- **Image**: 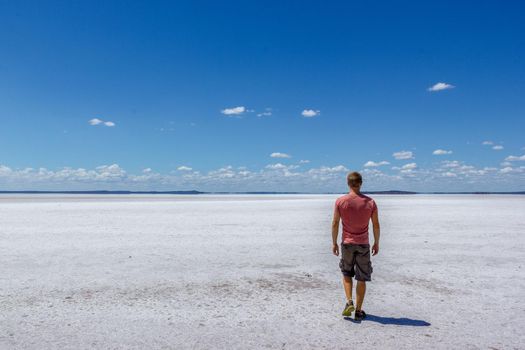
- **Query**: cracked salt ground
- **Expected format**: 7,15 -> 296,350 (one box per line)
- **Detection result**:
1,194 -> 524,349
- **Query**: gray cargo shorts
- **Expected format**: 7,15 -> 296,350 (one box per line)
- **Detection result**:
339,243 -> 373,281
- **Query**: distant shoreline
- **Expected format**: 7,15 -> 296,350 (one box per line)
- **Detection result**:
0,190 -> 524,195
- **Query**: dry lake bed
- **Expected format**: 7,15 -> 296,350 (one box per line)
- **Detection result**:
1,194 -> 524,349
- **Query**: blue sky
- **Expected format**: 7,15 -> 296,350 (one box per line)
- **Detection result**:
0,1 -> 524,192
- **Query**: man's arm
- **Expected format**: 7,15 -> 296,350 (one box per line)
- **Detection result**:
371,208 -> 380,256
332,204 -> 341,256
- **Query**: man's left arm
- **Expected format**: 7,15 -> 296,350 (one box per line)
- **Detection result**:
371,205 -> 380,256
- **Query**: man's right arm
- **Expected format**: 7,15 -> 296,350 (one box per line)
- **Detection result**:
371,208 -> 380,256
331,202 -> 341,256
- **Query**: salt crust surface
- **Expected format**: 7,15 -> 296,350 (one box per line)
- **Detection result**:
1,194 -> 524,349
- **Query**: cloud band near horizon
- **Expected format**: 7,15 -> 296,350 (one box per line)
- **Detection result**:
0,160 -> 523,192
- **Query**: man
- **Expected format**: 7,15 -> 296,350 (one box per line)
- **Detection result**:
332,171 -> 380,321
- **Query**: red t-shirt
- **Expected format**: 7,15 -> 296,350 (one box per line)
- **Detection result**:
335,192 -> 377,245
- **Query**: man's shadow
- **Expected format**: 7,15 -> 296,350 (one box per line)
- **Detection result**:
345,314 -> 430,326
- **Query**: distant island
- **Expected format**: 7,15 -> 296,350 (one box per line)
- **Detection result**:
0,190 -> 524,195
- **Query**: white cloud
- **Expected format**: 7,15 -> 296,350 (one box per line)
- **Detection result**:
257,108 -> 272,117
263,163 -> 300,178
89,118 -> 103,125
0,165 -> 12,175
492,145 -> 504,151
308,165 -> 348,175
270,152 -> 291,159
442,172 -> 457,177
401,163 -> 417,170
362,168 -> 385,176
89,118 -> 115,127
327,165 -> 347,172
433,149 -> 453,155
498,166 -> 524,174
266,163 -> 287,170
397,163 -> 418,174
442,160 -> 461,168
459,165 -> 475,171
143,168 -> 152,173
207,165 -> 235,178
364,160 -> 390,167
505,154 -> 525,161
221,106 -> 246,115
94,164 -> 126,178
10,163 -> 128,184
482,141 -> 494,145
435,160 -> 504,178
428,82 -> 455,92
301,109 -> 320,118
393,151 -> 414,160
299,160 -> 310,164
177,166 -> 192,171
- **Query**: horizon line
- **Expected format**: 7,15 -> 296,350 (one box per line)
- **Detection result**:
1,190 -> 524,195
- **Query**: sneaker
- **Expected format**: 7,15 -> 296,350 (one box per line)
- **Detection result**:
342,300 -> 355,317
354,309 -> 367,321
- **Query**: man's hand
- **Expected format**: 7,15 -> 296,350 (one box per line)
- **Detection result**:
332,243 -> 339,256
372,242 -> 379,256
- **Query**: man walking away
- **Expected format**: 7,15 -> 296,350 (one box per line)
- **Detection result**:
331,172 -> 380,321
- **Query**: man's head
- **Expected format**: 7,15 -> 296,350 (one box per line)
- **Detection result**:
347,171 -> 363,191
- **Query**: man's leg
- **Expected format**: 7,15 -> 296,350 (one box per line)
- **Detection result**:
339,245 -> 356,303
355,244 -> 371,312
342,275 -> 353,302
355,280 -> 366,310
